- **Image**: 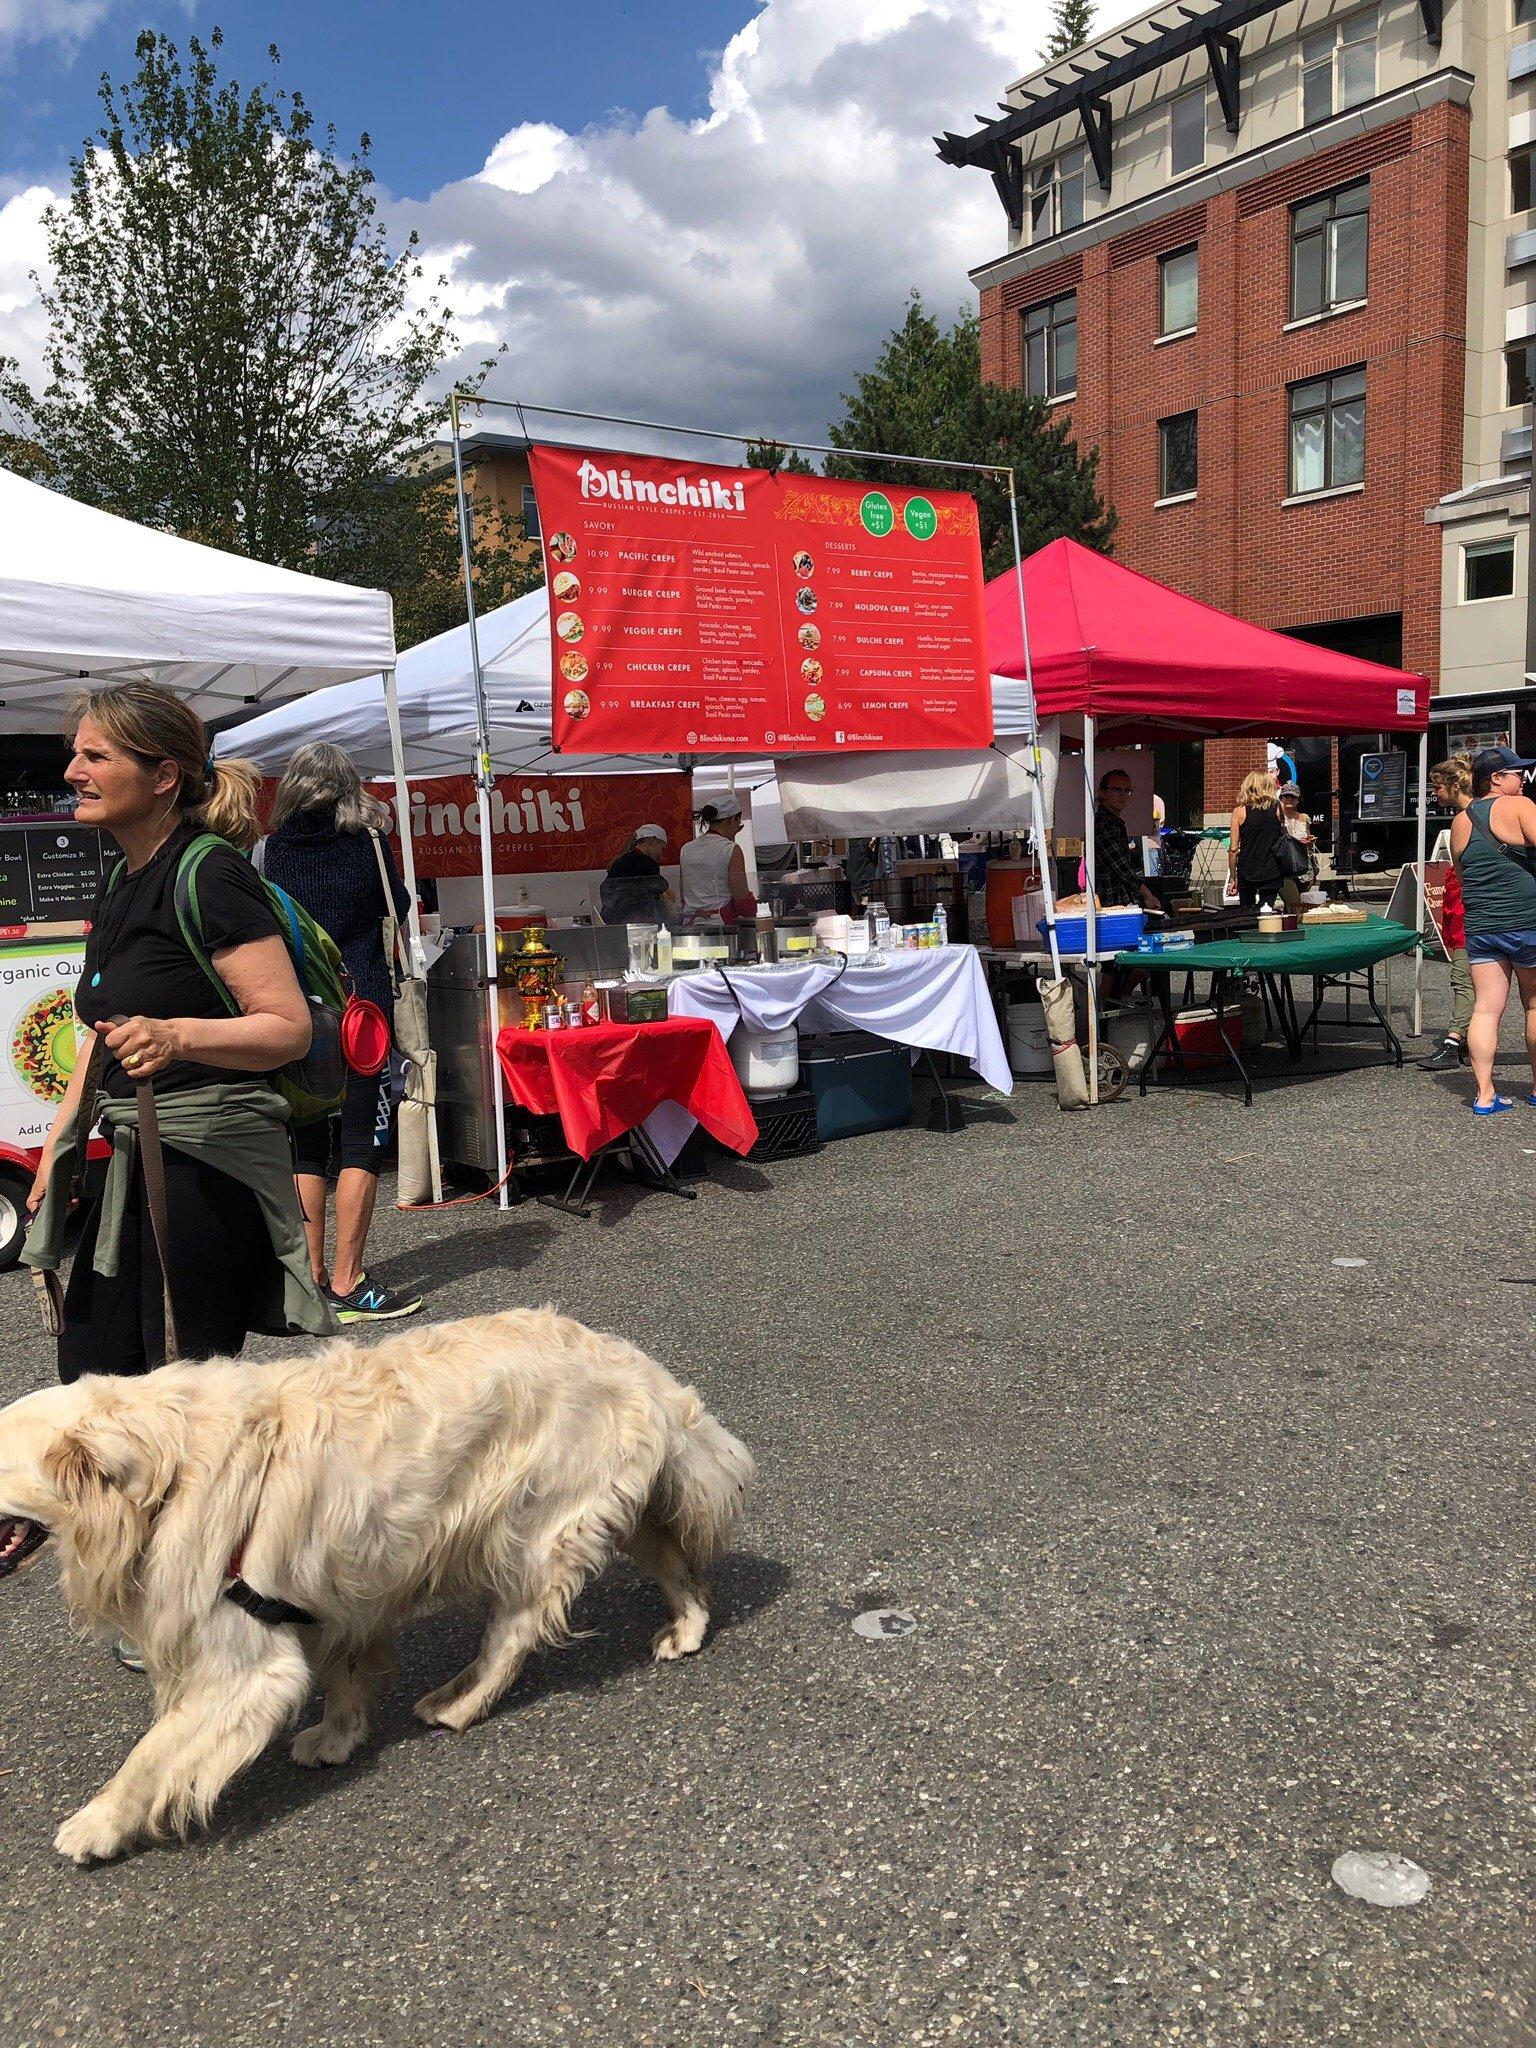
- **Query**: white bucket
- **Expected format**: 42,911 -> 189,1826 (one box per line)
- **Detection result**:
1102,1002 -> 1154,1070
1006,1000 -> 1052,1075
730,1025 -> 800,1098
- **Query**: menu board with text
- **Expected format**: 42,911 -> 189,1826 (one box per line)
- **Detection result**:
528,446 -> 993,757
0,824 -> 111,925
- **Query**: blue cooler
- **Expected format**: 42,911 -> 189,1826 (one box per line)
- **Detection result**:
800,1031 -> 912,1140
1040,909 -> 1145,954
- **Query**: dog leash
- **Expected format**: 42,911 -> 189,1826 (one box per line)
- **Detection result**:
133,1066 -> 181,1365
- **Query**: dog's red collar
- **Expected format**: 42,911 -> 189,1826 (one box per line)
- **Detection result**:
223,1540 -> 317,1629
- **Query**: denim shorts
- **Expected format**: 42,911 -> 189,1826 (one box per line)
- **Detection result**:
1466,929 -> 1536,967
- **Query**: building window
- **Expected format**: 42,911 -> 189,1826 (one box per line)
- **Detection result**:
1301,10 -> 1376,125
1518,0 -> 1536,24
1291,180 -> 1370,319
1464,538 -> 1517,601
1170,88 -> 1206,175
1159,412 -> 1199,499
1289,367 -> 1366,495
1030,148 -> 1087,240
1159,245 -> 1199,334
1022,292 -> 1078,401
1515,145 -> 1535,213
1507,342 -> 1536,405
520,484 -> 540,541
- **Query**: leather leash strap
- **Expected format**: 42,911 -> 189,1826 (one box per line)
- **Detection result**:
134,1073 -> 181,1365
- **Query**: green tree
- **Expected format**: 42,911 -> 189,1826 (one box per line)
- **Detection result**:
743,438 -> 818,476
5,28 -> 530,642
820,295 -> 1113,580
1045,0 -> 1096,61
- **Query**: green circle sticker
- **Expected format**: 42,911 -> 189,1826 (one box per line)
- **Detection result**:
903,497 -> 938,541
859,491 -> 895,538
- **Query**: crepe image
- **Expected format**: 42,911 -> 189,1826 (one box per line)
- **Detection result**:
794,587 -> 817,615
559,651 -> 589,684
797,623 -> 821,652
556,612 -> 585,644
563,689 -> 591,720
804,692 -> 826,722
801,658 -> 824,686
552,571 -> 581,602
792,550 -> 814,578
548,531 -> 577,564
12,987 -> 80,1105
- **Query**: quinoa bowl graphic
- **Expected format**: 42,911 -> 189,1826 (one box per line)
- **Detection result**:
11,987 -> 81,1105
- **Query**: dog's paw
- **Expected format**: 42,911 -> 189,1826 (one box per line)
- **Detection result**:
413,1680 -> 486,1732
54,1800 -> 131,1866
291,1718 -> 366,1768
651,1616 -> 708,1662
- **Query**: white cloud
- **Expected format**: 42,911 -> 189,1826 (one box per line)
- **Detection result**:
0,0 -> 112,55
3,1 -> 1151,448
0,183 -> 53,389
405,0 -> 1071,448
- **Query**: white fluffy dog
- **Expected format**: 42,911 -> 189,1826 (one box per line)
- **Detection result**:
0,1310 -> 754,1864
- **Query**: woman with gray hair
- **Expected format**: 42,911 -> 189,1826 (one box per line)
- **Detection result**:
261,742 -> 422,1323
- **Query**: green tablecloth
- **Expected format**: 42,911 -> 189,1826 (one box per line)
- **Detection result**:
1113,914 -> 1419,977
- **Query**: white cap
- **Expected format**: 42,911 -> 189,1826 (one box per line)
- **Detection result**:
635,822 -> 667,843
708,793 -> 743,820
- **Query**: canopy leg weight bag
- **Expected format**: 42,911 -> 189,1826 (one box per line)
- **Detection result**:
1040,977 -> 1089,1111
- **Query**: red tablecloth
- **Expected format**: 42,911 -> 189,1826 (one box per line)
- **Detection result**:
496,1018 -> 758,1162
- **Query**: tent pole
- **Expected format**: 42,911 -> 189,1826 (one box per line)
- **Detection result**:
1414,727 -> 1429,1038
1005,481 -> 1062,980
384,667 -> 442,1203
1083,713 -> 1099,1105
451,394 -> 512,1210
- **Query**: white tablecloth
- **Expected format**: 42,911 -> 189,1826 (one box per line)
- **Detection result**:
646,945 -> 1010,1161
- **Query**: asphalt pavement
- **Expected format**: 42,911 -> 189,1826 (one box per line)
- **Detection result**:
3,958 -> 1535,2046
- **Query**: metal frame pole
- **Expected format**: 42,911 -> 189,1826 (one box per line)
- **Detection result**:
1006,481 -> 1063,981
383,666 -> 443,1203
1413,726 -> 1428,1037
450,394 -> 512,1208
1083,713 -> 1100,1105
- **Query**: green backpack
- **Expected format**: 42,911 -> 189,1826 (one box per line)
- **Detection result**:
107,832 -> 349,1125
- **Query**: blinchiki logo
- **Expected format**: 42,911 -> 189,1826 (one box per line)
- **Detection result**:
577,458 -> 745,513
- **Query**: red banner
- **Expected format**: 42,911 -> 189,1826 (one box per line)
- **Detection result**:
528,445 -> 993,758
363,771 -> 693,879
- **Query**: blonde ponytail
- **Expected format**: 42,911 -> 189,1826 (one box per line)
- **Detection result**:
193,756 -> 262,852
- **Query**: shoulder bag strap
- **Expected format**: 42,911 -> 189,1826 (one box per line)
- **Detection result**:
367,829 -> 409,996
133,1075 -> 180,1364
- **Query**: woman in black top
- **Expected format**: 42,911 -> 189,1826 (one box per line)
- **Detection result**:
1228,770 -> 1289,908
28,681 -> 318,1379
262,742 -> 421,1325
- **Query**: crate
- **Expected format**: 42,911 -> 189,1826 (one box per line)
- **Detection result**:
801,1031 -> 913,1140
747,1085 -> 822,1160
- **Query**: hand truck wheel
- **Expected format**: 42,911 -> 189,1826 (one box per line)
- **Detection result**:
1094,1043 -> 1128,1104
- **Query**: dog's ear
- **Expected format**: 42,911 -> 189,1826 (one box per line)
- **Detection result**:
43,1425 -> 155,1614
47,1400 -> 177,1512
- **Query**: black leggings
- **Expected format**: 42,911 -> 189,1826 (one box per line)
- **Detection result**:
58,1150 -> 269,1380
291,1066 -> 392,1177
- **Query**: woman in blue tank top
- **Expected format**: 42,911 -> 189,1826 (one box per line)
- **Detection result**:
1450,746 -> 1536,1113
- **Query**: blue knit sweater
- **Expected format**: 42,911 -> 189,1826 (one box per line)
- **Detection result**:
261,809 -> 410,1014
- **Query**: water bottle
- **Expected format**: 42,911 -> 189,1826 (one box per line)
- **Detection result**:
934,901 -> 949,946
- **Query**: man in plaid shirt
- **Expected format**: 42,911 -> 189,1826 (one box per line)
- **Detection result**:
1093,770 -> 1161,910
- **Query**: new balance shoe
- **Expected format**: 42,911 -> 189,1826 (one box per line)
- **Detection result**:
327,1275 -> 423,1324
1417,1038 -> 1465,1072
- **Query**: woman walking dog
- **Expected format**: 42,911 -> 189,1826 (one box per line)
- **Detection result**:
21,684 -> 336,1666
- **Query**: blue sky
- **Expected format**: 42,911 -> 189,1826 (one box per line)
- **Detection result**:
1,3 -> 1073,445
1,1 -> 762,196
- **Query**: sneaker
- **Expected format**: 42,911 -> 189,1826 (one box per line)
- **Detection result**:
327,1275 -> 423,1324
1417,1038 -> 1464,1072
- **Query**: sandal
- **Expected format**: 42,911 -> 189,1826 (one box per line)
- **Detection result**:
1473,1096 -> 1515,1116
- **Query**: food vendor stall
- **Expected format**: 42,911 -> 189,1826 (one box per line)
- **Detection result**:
0,466 -> 396,1260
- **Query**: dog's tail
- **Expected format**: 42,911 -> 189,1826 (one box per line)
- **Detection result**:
651,1385 -> 755,1568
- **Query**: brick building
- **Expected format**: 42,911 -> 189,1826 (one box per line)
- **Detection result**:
941,0 -> 1531,844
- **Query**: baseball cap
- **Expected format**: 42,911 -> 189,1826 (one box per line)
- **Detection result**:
707,793 -> 742,820
1472,745 -> 1536,777
635,822 -> 668,843
1278,780 -> 1300,797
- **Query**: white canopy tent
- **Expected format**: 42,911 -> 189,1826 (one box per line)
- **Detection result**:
0,467 -> 397,728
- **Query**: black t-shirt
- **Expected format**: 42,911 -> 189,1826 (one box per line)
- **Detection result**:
76,822 -> 282,1097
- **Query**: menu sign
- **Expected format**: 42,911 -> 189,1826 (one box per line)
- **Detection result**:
528,446 -> 993,757
0,824 -> 111,925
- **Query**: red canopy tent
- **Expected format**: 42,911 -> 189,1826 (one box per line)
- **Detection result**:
985,536 -> 1431,1046
985,536 -> 1429,739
